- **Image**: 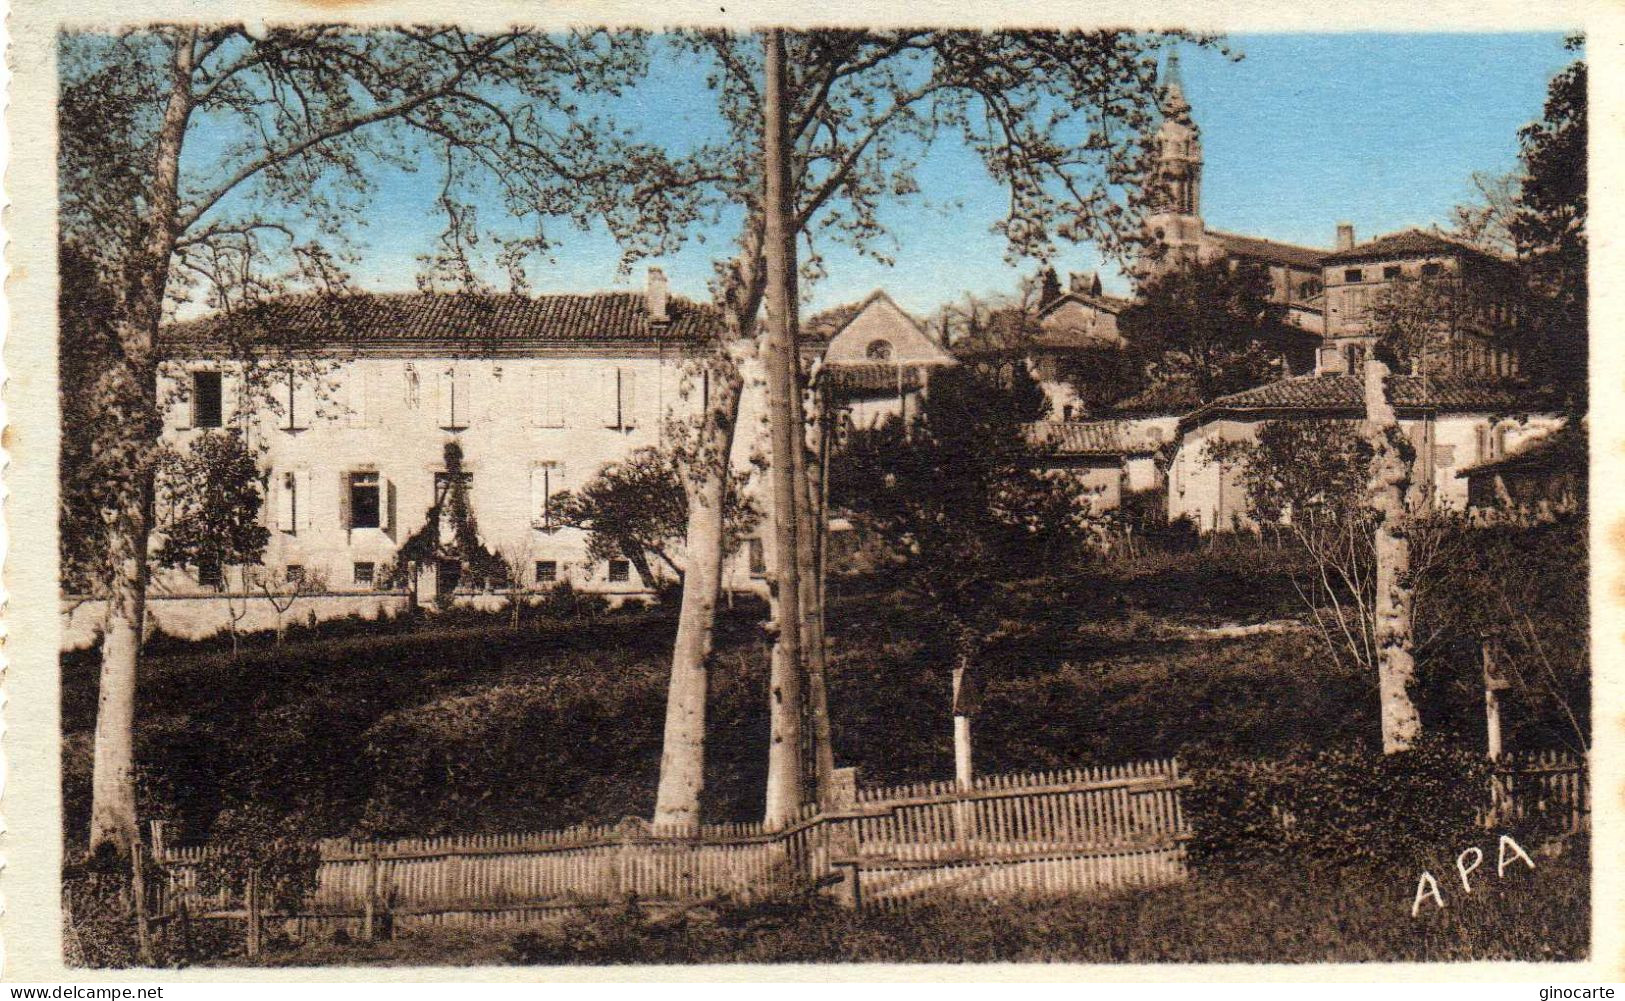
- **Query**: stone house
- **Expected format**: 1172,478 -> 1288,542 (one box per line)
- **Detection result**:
1317,227 -> 1524,378
63,271 -> 781,648
1023,419 -> 1167,516
1457,422 -> 1584,522
1165,374 -> 1563,533
804,289 -> 956,429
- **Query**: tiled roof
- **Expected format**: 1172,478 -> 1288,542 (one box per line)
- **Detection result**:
1038,290 -> 1130,318
1183,374 -> 1556,428
1113,382 -> 1206,416
160,291 -> 723,352
820,361 -> 942,394
1320,228 -> 1500,265
1023,420 -> 1162,457
1208,230 -> 1328,271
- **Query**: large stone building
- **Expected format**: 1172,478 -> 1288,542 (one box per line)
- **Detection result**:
1166,375 -> 1563,533
63,271 -> 777,647
804,290 -> 956,428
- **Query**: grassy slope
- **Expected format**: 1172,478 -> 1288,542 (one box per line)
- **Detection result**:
62,548 -> 1372,844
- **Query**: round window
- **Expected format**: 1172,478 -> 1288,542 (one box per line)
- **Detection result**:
866,339 -> 894,361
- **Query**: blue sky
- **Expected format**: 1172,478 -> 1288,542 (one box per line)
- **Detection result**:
288,32 -> 1575,320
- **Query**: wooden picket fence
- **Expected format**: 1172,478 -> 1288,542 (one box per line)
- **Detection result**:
152,759 -> 1192,933
1488,749 -> 1588,834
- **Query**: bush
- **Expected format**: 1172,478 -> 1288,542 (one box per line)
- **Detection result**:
1185,739 -> 1492,869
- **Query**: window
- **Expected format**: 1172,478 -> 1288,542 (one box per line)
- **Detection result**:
277,471 -> 299,533
531,463 -> 564,531
192,371 -> 223,428
1421,262 -> 1443,277
1343,268 -> 1363,284
603,368 -> 638,429
535,560 -> 558,584
1382,265 -> 1402,280
608,558 -> 631,583
439,368 -> 470,430
532,368 -> 566,427
349,472 -> 381,529
1344,344 -> 1366,372
285,564 -> 307,586
197,558 -> 223,591
281,370 -> 312,430
747,538 -> 766,577
866,338 -> 894,361
353,561 -> 376,587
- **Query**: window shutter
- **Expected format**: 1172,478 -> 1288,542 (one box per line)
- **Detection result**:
292,373 -> 317,429
456,368 -> 473,427
1475,426 -> 1489,463
620,369 -> 638,428
530,464 -> 550,527
384,478 -> 398,538
599,368 -> 619,427
438,368 -> 457,428
347,366 -> 370,427
218,369 -> 242,427
528,369 -> 543,427
277,471 -> 297,533
544,369 -> 565,427
295,469 -> 313,533
338,471 -> 353,530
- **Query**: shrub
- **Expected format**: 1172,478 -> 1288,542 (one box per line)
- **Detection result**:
1185,739 -> 1492,869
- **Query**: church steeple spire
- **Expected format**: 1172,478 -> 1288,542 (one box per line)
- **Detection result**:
1142,47 -> 1207,277
1161,50 -> 1190,119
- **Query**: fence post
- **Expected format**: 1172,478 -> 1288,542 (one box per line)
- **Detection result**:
1482,637 -> 1509,761
362,847 -> 381,942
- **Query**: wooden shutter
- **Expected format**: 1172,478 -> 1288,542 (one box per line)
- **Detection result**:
347,365 -> 370,427
292,373 -> 317,429
456,368 -> 474,427
530,464 -> 550,527
277,471 -> 297,533
620,369 -> 638,428
438,367 -> 457,428
528,369 -> 543,427
598,368 -> 619,427
295,469 -> 313,533
544,369 -> 565,427
384,478 -> 398,539
338,471 -> 353,531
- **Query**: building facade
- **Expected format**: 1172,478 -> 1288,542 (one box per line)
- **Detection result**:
60,273 -> 786,648
1165,374 -> 1563,533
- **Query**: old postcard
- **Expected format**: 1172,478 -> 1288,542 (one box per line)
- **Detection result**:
4,0 -> 1619,983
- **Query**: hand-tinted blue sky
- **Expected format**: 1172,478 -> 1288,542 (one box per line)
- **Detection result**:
328,32 -> 1574,320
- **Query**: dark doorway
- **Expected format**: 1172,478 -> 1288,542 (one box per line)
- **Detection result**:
437,559 -> 462,597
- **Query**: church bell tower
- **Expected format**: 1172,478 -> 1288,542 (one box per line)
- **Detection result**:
1143,51 -> 1206,273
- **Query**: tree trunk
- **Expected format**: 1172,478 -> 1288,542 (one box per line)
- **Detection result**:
952,661 -> 975,790
245,867 -> 261,958
760,28 -> 806,830
653,355 -> 744,829
797,357 -> 835,805
89,34 -> 197,857
1362,357 -> 1422,753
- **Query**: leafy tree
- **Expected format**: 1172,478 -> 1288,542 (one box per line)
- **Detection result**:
60,24 -> 685,857
1054,342 -> 1149,415
194,801 -> 320,959
648,28 -> 1212,827
393,441 -> 508,606
152,429 -> 270,588
1115,257 -> 1291,405
834,355 -> 1091,783
553,446 -> 759,591
1509,41 -> 1586,408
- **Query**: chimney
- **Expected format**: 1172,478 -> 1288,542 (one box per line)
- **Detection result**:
645,267 -> 670,323
1336,223 -> 1355,252
1069,271 -> 1101,296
